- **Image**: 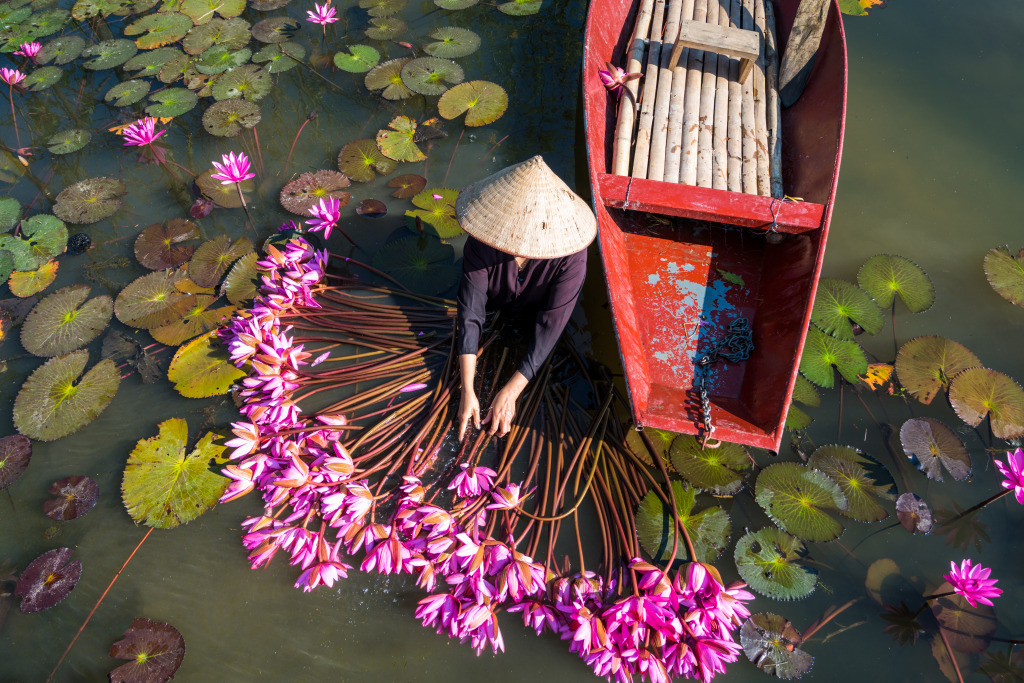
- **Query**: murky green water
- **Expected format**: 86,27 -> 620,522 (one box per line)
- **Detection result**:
2,0 -> 1023,681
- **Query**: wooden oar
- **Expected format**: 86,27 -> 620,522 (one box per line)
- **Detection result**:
778,0 -> 829,107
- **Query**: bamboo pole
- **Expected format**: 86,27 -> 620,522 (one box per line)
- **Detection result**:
678,0 -> 708,185
663,0 -> 696,181
646,0 -> 686,180
765,0 -> 783,198
695,0 -> 720,187
611,0 -> 657,176
740,0 -> 756,194
726,0 -> 742,191
632,0 -> 668,178
753,0 -> 769,195
710,0 -> 731,189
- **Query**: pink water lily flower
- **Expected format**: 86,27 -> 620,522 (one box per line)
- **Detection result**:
211,151 -> 256,185
943,558 -> 1002,608
305,196 -> 341,239
995,447 -> 1024,504
598,62 -> 641,96
0,68 -> 26,87
120,117 -> 167,147
14,42 -> 41,62
306,0 -> 338,25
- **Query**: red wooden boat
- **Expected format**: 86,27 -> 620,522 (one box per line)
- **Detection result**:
583,0 -> 847,451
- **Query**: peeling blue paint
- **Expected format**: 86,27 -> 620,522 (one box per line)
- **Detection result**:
681,263 -> 695,272
654,351 -> 670,361
667,262 -> 679,273
648,274 -> 661,285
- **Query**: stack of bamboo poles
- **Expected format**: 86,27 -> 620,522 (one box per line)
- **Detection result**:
612,0 -> 782,198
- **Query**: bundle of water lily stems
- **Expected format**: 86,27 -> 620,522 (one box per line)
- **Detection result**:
219,228 -> 754,683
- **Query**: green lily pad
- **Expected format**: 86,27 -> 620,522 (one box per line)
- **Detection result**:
807,444 -> 895,523
405,187 -> 461,239
45,129 -> 89,155
0,434 -> 32,491
13,351 -> 120,441
115,268 -> 197,328
740,613 -> 815,679
150,295 -> 235,346
983,246 -> 1024,308
21,285 -> 113,357
249,0 -> 291,8
122,417 -> 228,528
135,219 -> 200,270
25,8 -> 70,38
372,236 -> 458,296
857,254 -> 934,313
636,480 -> 731,564
145,87 -> 199,116
899,417 -> 971,483
279,170 -> 351,216
252,41 -> 303,73
104,79 -> 150,106
624,425 -> 674,468
220,250 -> 257,304
125,11 -> 193,48
437,80 -> 509,127
81,38 -> 137,69
53,176 -> 127,225
108,618 -> 186,682
497,0 -> 542,15
251,16 -> 298,43
0,4 -> 31,25
0,197 -> 19,232
22,66 -> 62,91
948,367 -> 1024,440
0,248 -> 16,282
434,0 -> 479,8
365,57 -> 416,100
798,325 -> 868,389
71,0 -> 126,20
810,278 -> 884,340
211,63 -> 271,101
202,98 -> 261,137
791,374 -> 820,408
669,434 -> 751,495
0,214 -> 67,270
895,336 -> 981,405
387,173 -> 426,199
196,169 -> 253,208
755,462 -> 848,542
337,138 -> 398,182
359,0 -> 406,16
168,329 -> 245,397
194,44 -> 251,74
181,16 -> 250,54
364,16 -> 407,40
179,0 -> 245,23
334,44 -> 380,73
423,26 -> 480,59
123,46 -> 182,77
116,0 -> 162,14
734,528 -> 817,601
188,235 -> 253,287
36,34 -> 85,64
400,56 -> 463,96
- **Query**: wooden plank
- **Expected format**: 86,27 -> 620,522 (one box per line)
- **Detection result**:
647,0 -> 685,181
632,0 -> 668,178
663,0 -> 696,181
695,0 -> 719,187
726,0 -> 742,191
678,0 -> 707,186
765,0 -> 783,197
778,0 -> 829,107
753,0 -> 769,196
611,0 -> 656,175
711,0 -> 731,190
740,0 -> 756,194
670,19 -> 759,66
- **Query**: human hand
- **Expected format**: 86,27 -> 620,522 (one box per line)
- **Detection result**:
458,388 -> 481,441
485,376 -> 526,437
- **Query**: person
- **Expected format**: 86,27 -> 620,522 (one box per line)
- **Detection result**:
455,156 -> 598,440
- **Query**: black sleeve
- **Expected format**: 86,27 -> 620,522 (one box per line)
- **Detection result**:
456,238 -> 489,357
518,250 -> 587,381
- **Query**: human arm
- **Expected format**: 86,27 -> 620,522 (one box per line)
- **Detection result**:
486,371 -> 528,437
456,238 -> 489,440
458,353 -> 481,441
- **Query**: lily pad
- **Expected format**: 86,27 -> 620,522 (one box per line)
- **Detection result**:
195,169 -> 254,208
387,173 -> 426,199
123,46 -> 182,77
220,250 -> 257,304
356,199 -> 387,219
211,63 -> 271,101
372,236 -> 458,295
201,98 -> 260,138
249,0 -> 291,8
405,188 -> 461,239
36,35 -> 85,65
182,16 -> 250,53
337,138 -> 397,182
435,0 -> 479,7
948,368 -> 1024,440
0,197 -> 20,232
150,295 -> 235,347
9,260 -> 59,298
895,336 -> 981,405
167,329 -> 245,397
798,325 -> 868,389
786,376 -> 818,430
497,0 -> 542,15
334,44 -> 379,73
437,80 -> 509,127
109,618 -> 186,683
755,462 -> 848,542
807,444 -> 895,523
104,79 -> 150,107
189,235 -> 253,287
14,548 -> 82,613
810,278 -> 883,340
13,351 -> 120,441
930,583 -> 998,654
71,0 -> 125,21
364,15 -> 407,41
27,8 -> 71,37
115,268 -> 197,328
23,66 -> 62,91
669,434 -> 751,495
135,219 -> 200,270
81,38 -> 137,69
251,16 -> 298,43
125,11 -> 193,49
0,435 -> 32,491
899,417 -> 971,482
53,177 -> 127,225
0,214 -> 67,270
0,249 -> 13,283
359,0 -> 406,16
857,254 -> 934,313
279,170 -> 351,216
740,613 -> 814,680
21,285 -> 113,357
983,246 -> 1024,308
194,44 -> 251,74
423,26 -> 480,58
180,0 -> 246,23
252,41 -> 302,73
624,425 -> 674,468
734,528 -> 817,601
400,56 -> 463,96
44,475 -> 99,520
364,57 -> 416,100
636,480 -> 731,564
145,87 -> 199,117
122,417 -> 228,528
896,492 -> 933,534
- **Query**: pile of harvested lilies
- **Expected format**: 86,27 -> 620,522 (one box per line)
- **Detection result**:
219,227 -> 754,683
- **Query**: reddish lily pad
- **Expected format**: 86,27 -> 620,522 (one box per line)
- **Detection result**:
279,170 -> 351,216
437,80 -> 508,127
337,138 -> 397,182
168,330 -> 245,397
220,251 -> 258,305
948,368 -> 1024,440
14,547 -> 82,613
364,57 -> 415,101
21,284 -> 113,357
44,476 -> 99,520
109,617 -> 186,683
400,56 -> 464,96
188,236 -> 253,287
388,174 -> 426,198
53,177 -> 127,225
899,417 -> 971,483
930,584 -> 998,655
115,269 -> 197,329
135,219 -> 200,270
896,492 -> 933,534
9,260 -> 59,297
0,435 -> 32,491
356,199 -> 387,219
895,336 -> 981,405
741,613 -> 814,679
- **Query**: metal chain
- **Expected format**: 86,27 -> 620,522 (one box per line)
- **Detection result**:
694,318 -> 754,448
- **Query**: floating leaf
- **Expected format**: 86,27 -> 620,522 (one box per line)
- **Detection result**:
387,174 -> 426,199
53,177 -> 127,225
810,278 -> 883,340
81,38 -> 137,69
405,187 -> 461,240
194,169 -> 253,209
104,79 -> 151,107
400,56 -> 463,96
201,98 -> 261,137
337,139 -> 398,183
37,35 -> 86,65
740,613 -> 814,680
734,528 -> 817,601
930,583 -> 997,655
497,0 -> 542,15
978,649 -> 1024,683
194,44 -> 251,74
71,0 -> 126,20
623,426 -> 673,468
375,116 -> 426,162
437,80 -> 509,126
21,285 -> 113,357
125,11 -> 193,48
896,492 -> 933,534
13,351 -> 120,441
23,66 -> 62,91
785,405 -> 812,431
0,197 -> 19,232
423,26 -> 480,58
0,435 -> 32,491
251,16 -> 298,43
899,417 -> 971,482
189,235 -> 253,287
182,16 -> 250,53
14,548 -> 81,613
334,44 -> 379,73
0,214 -> 66,272
356,199 -> 387,218
9,260 -> 58,297
168,330 -> 245,397
123,46 -> 182,77
668,434 -> 751,495
895,336 -> 980,405
26,8 -> 71,37
109,617 -> 186,683
983,246 -> 1024,309
180,0 -> 246,23
948,368 -> 1024,440
150,295 -> 235,346
364,15 -> 407,40
838,0 -> 884,16
857,254 -> 934,313
251,41 -> 302,73
372,236 -> 458,295
115,268 -> 196,328
807,444 -> 894,522
755,462 -> 847,542
212,63 -> 271,101
434,0 -> 479,7
858,362 -> 894,393
135,219 -> 200,270
798,325 -> 868,389
359,0 -> 406,16
220,251 -> 257,304
145,87 -> 199,116
0,249 -> 13,283
44,476 -> 99,520
279,170 -> 351,216
364,57 -> 415,100
249,0 -> 291,9
635,480 -> 731,564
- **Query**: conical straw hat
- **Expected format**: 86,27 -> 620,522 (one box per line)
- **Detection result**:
455,155 -> 597,259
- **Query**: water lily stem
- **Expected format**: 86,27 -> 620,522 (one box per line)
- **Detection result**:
237,182 -> 256,232
443,127 -> 465,186
947,488 -> 1010,524
283,116 -> 314,176
936,625 -> 965,683
644,430 -> 697,562
8,85 -> 19,149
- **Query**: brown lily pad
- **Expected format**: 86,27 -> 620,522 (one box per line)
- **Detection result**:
149,295 -> 235,346
135,219 -> 201,270
895,336 -> 981,405
279,170 -> 351,216
115,268 -> 197,329
387,173 -> 426,199
188,236 -> 253,287
356,199 -> 387,218
109,617 -> 186,683
0,435 -> 32,491
44,476 -> 100,520
53,177 -> 127,224
948,367 -> 1024,440
14,547 -> 82,613
896,492 -> 932,534
20,284 -> 113,357
900,417 -> 971,482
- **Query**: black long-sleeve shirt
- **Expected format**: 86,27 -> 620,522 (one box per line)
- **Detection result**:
456,236 -> 587,381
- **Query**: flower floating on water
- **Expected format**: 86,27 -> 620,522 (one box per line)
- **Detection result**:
995,447 -> 1024,504
120,117 -> 167,148
306,196 -> 341,240
306,0 -> 338,25
943,558 -> 1002,608
0,67 -> 26,87
598,62 -> 641,97
211,151 -> 256,185
14,42 -> 40,63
